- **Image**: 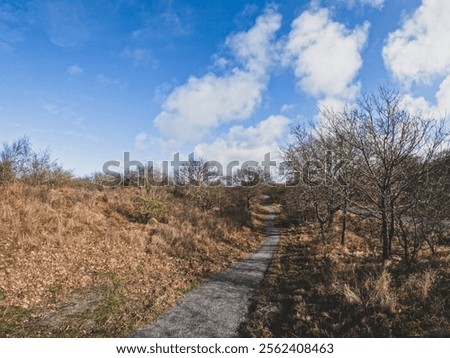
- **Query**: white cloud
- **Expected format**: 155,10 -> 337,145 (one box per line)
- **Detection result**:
133,132 -> 179,159
317,97 -> 348,112
280,103 -> 295,113
135,132 -> 150,152
154,71 -> 267,142
383,0 -> 450,86
382,0 -> 450,118
399,86 -> 450,123
194,115 -> 290,164
436,74 -> 450,114
284,8 -> 369,109
342,0 -> 384,9
400,94 -> 433,116
399,74 -> 450,118
67,64 -> 83,75
210,55 -> 229,71
225,7 -> 282,75
153,7 -> 282,143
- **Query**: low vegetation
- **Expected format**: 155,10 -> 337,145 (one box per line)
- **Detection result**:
240,216 -> 450,337
0,140 -> 265,336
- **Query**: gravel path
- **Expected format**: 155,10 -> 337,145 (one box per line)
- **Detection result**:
132,208 -> 279,338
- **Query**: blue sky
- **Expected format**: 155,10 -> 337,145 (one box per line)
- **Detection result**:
1,0 -> 449,176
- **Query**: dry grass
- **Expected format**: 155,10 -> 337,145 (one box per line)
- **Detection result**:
0,182 -> 264,337
240,218 -> 450,337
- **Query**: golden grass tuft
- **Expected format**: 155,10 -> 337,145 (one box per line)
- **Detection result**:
342,284 -> 362,306
369,270 -> 397,314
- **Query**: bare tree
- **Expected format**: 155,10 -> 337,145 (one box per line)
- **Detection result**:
233,165 -> 263,210
176,157 -> 223,211
282,125 -> 347,241
0,136 -> 32,182
320,86 -> 447,260
395,150 -> 450,261
0,136 -> 71,186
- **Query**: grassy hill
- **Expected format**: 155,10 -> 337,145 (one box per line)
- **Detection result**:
0,181 -> 265,337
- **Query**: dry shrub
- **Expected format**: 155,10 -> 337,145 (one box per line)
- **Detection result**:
402,270 -> 436,303
242,212 -> 450,338
0,182 -> 263,336
367,270 -> 397,314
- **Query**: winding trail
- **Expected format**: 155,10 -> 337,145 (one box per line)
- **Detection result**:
132,208 -> 279,338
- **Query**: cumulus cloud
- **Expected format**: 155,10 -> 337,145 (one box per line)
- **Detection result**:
403,74 -> 450,116
225,8 -> 282,75
153,7 -> 282,143
436,75 -> 450,113
383,0 -> 450,116
383,0 -> 450,86
194,115 -> 290,164
394,75 -> 450,123
284,8 -> 369,109
400,94 -> 434,116
154,72 -> 267,142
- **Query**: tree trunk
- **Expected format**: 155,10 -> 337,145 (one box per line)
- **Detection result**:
341,197 -> 347,246
388,199 -> 395,257
380,196 -> 389,261
315,203 -> 326,241
398,216 -> 409,262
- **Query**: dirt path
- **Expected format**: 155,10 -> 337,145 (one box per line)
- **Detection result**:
132,208 -> 279,338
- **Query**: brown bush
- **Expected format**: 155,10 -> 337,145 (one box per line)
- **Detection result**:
0,182 -> 263,336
